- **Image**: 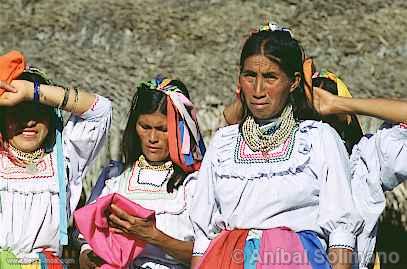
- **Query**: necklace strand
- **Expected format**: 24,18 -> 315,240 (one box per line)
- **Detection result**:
138,155 -> 173,171
8,144 -> 45,163
242,104 -> 297,152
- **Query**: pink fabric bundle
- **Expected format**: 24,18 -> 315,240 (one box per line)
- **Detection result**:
74,193 -> 155,269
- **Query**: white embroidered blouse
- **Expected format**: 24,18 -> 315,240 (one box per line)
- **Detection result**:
351,123 -> 407,269
0,95 -> 112,259
81,163 -> 196,268
190,120 -> 364,256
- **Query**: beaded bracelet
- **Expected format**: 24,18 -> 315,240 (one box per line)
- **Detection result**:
59,87 -> 70,110
71,87 -> 79,112
33,80 -> 40,103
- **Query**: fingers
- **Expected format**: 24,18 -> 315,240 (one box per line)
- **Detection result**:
108,226 -> 125,234
110,204 -> 132,221
0,80 -> 17,93
108,212 -> 130,230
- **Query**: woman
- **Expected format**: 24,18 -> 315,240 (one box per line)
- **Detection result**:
190,23 -> 363,269
78,76 -> 205,269
224,69 -> 407,269
0,51 -> 112,268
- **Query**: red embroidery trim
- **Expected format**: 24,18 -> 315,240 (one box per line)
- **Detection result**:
239,135 -> 291,159
0,153 -> 55,180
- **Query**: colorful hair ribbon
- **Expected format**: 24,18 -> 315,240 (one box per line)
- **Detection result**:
312,70 -> 352,98
142,75 -> 206,172
313,70 -> 354,125
258,21 -> 294,37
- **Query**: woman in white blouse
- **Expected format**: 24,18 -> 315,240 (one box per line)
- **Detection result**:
79,77 -> 206,269
0,53 -> 111,267
223,70 -> 407,269
190,23 -> 363,269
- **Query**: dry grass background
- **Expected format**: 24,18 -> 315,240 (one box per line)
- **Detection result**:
1,0 -> 406,266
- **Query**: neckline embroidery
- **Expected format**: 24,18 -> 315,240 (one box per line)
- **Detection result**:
0,152 -> 55,180
234,126 -> 298,164
127,164 -> 174,195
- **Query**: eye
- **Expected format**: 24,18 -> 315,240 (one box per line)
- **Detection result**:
156,126 -> 168,132
243,74 -> 256,84
263,74 -> 277,82
138,123 -> 151,130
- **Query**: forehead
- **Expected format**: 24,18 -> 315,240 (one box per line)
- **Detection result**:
243,55 -> 282,72
137,111 -> 167,126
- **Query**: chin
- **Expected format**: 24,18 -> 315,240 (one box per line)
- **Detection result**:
144,154 -> 166,162
251,112 -> 274,120
11,139 -> 43,153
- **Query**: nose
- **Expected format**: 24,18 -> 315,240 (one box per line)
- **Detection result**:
148,129 -> 159,144
26,120 -> 37,127
253,76 -> 266,99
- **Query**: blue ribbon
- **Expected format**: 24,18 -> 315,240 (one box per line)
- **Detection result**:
55,110 -> 68,245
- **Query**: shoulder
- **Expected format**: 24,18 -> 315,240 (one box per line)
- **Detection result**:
203,124 -> 240,160
211,124 -> 240,144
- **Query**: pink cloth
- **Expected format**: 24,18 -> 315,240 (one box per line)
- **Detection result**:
74,193 -> 155,269
257,228 -> 312,269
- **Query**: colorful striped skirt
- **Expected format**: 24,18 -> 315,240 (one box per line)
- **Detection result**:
0,250 -> 66,269
197,227 -> 331,269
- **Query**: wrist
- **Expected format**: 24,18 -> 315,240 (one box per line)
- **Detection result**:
333,96 -> 352,114
149,227 -> 164,245
24,81 -> 35,101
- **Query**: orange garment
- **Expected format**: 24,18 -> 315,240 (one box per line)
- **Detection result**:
0,51 -> 26,95
197,230 -> 249,269
303,57 -> 315,108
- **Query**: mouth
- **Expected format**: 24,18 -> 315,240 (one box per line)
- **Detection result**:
251,102 -> 269,109
19,128 -> 38,138
146,146 -> 162,152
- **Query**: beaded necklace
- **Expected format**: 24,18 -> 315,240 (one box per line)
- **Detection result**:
138,155 -> 173,171
242,104 -> 297,152
8,144 -> 45,174
136,155 -> 174,188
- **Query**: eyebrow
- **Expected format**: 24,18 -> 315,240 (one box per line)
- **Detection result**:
138,121 -> 167,130
241,70 -> 277,78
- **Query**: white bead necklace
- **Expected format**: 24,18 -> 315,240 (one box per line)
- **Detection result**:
242,104 -> 297,152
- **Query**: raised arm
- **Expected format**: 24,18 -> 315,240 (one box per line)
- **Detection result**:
312,86 -> 407,124
9,79 -> 97,114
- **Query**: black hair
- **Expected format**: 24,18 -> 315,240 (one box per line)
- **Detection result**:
239,30 -> 314,123
312,77 -> 363,153
121,79 -> 191,193
0,70 -> 57,151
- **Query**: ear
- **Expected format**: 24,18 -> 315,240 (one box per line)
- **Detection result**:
289,72 -> 301,93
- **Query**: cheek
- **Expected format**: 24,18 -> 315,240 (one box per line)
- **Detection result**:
161,133 -> 169,149
266,83 -> 290,99
37,120 -> 50,136
137,130 -> 148,146
240,79 -> 254,94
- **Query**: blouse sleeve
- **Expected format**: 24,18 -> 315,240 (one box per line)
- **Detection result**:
189,133 -> 221,256
317,123 -> 364,250
63,95 -> 112,214
349,123 -> 407,267
375,123 -> 407,190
